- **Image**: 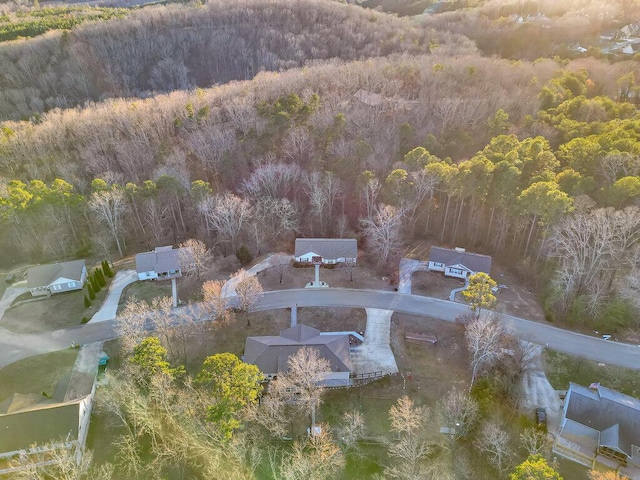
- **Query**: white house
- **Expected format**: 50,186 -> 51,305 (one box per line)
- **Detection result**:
294,238 -> 357,265
135,246 -> 192,281
428,247 -> 492,280
244,324 -> 352,387
554,383 -> 640,475
0,343 -> 103,474
27,260 -> 87,297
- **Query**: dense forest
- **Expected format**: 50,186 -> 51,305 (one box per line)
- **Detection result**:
1,45 -> 639,328
1,0 -> 640,479
0,0 -> 466,121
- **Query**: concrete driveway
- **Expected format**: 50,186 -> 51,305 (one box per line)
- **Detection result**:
89,270 -> 138,323
350,308 -> 398,375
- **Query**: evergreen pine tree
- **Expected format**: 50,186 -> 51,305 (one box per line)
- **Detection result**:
97,268 -> 106,287
84,295 -> 91,308
88,283 -> 96,300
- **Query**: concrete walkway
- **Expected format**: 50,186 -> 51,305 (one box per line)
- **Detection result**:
350,308 -> 398,375
89,270 -> 138,323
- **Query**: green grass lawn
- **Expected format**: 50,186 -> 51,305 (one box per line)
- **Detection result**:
543,349 -> 640,397
0,349 -> 78,403
0,276 -> 112,334
117,281 -> 174,313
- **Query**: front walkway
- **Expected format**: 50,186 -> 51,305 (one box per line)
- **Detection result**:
89,270 -> 138,323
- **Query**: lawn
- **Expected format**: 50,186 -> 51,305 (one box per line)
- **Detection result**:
117,280 -> 174,313
0,349 -> 78,403
0,273 -> 113,334
543,349 -> 640,398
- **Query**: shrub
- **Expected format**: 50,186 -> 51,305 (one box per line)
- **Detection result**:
81,317 -> 89,324
102,260 -> 114,278
236,245 -> 253,265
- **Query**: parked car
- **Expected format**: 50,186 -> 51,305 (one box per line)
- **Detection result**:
536,407 -> 547,427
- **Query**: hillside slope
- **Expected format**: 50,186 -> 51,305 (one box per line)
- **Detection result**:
0,0 -> 473,121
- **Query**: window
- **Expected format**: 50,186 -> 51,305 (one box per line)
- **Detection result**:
51,284 -> 62,291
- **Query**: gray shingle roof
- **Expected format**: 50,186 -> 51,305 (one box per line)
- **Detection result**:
295,238 -> 357,260
135,246 -> 182,274
428,247 -> 492,274
244,324 -> 352,375
565,382 -> 640,456
27,260 -> 85,288
0,402 -> 80,453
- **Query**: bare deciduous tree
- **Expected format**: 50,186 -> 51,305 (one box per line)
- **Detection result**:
115,298 -> 151,356
465,313 -> 507,387
438,388 -> 479,441
232,269 -> 264,313
336,410 -> 366,451
202,279 -> 231,323
270,347 -> 330,429
520,427 -> 552,458
179,238 -> 212,279
272,424 -> 345,480
389,395 -> 426,436
360,203 -> 404,264
475,422 -> 513,475
89,187 -> 127,257
202,192 -> 252,251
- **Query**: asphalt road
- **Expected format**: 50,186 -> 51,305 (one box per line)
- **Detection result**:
1,288 -> 639,370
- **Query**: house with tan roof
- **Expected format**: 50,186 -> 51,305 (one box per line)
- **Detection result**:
244,324 -> 352,387
27,260 -> 87,297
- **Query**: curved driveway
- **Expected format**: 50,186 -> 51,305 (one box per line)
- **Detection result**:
1,288 -> 639,370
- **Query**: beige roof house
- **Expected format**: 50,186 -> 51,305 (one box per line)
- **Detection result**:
244,325 -> 352,385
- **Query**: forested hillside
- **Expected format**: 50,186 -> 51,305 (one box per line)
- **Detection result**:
0,0 -> 466,121
1,45 -> 639,327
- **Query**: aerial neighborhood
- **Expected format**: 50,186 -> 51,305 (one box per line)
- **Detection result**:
0,0 -> 639,479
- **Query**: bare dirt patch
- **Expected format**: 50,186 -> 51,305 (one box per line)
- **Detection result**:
412,270 -> 465,300
256,258 -> 395,292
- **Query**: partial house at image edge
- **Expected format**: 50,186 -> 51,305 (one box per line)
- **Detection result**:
294,238 -> 357,264
0,343 -> 103,472
27,259 -> 87,297
427,246 -> 492,279
554,382 -> 640,474
244,324 -> 352,386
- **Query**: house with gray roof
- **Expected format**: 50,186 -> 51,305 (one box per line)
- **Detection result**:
0,343 -> 103,474
554,382 -> 640,474
27,260 -> 87,297
244,324 -> 352,387
428,246 -> 492,280
295,238 -> 357,265
135,246 -> 192,281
